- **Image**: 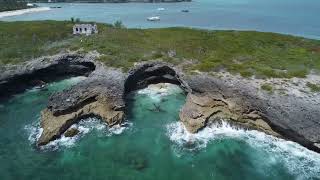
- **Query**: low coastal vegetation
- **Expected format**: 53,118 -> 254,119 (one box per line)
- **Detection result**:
306,82 -> 320,92
0,0 -> 27,12
261,83 -> 273,93
1,20 -> 320,78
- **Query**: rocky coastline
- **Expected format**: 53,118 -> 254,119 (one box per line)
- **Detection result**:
1,52 -> 319,153
0,53 -> 95,101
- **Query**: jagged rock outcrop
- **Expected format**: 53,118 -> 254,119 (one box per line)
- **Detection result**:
0,53 -> 95,100
179,93 -> 278,136
32,60 -> 320,152
64,128 -> 80,137
2,54 -> 319,153
125,61 -> 190,93
181,74 -> 320,153
38,64 -> 126,145
37,61 -> 188,145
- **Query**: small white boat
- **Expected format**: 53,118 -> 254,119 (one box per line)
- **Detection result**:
157,8 -> 165,11
147,16 -> 160,21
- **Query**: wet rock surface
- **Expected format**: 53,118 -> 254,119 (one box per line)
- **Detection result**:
38,61 -> 185,145
64,128 -> 80,137
2,53 -> 319,153
38,63 -> 126,145
182,74 -> 320,153
0,53 -> 96,100
179,86 -> 278,136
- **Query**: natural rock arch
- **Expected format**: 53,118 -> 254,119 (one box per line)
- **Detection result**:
124,62 -> 190,94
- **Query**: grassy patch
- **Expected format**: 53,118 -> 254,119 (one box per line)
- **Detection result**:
261,83 -> 273,92
1,21 -> 320,78
0,21 -> 75,65
306,82 -> 320,92
0,1 -> 27,12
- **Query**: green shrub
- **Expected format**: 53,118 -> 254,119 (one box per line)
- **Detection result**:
113,20 -> 125,29
306,82 -> 320,92
261,83 -> 273,92
1,21 -> 320,79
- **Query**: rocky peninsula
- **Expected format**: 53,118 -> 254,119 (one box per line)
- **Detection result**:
1,52 -> 319,153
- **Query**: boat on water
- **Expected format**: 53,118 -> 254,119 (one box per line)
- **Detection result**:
181,9 -> 189,13
157,8 -> 165,11
147,16 -> 160,21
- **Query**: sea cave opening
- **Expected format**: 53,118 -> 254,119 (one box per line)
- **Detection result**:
123,63 -> 188,126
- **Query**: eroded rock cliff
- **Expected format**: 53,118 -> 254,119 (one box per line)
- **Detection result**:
2,53 -> 319,153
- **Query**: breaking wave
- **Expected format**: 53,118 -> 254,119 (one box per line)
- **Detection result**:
24,117 -> 132,151
137,83 -> 183,102
166,121 -> 320,179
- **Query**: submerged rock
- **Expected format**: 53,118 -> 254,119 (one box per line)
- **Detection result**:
148,103 -> 165,112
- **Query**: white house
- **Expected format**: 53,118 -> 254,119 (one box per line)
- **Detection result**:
73,24 -> 98,36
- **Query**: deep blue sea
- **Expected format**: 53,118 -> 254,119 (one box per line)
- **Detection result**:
1,0 -> 319,39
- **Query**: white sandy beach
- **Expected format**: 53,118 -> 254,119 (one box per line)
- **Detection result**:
0,7 -> 50,18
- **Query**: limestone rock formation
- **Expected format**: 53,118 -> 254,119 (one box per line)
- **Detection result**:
182,74 -> 320,153
64,128 -> 80,137
179,93 -> 278,136
37,61 -> 187,146
38,64 -> 126,145
2,53 -> 320,153
0,53 -> 96,100
125,61 -> 190,93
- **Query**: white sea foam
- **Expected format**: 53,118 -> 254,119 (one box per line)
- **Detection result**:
137,83 -> 183,102
108,122 -> 131,135
25,117 -> 131,151
24,121 -> 43,143
166,121 -> 320,178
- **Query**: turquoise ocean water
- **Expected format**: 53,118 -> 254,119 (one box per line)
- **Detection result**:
0,0 -> 319,39
0,79 -> 319,179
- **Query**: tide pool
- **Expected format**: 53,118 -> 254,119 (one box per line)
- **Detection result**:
0,80 -> 319,179
1,0 -> 319,39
